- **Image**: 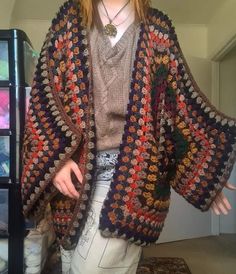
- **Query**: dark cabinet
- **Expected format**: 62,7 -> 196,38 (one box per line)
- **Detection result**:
0,29 -> 37,274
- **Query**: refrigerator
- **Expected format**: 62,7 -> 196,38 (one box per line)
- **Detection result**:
0,29 -> 38,274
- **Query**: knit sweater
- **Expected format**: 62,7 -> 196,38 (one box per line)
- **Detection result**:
20,0 -> 236,250
89,20 -> 141,151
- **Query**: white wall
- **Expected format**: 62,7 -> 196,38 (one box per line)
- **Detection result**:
10,19 -> 51,52
175,24 -> 211,98
219,46 -> 236,117
0,0 -> 16,29
175,24 -> 208,58
208,0 -> 236,58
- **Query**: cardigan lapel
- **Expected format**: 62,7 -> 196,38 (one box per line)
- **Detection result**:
62,8 -> 155,247
45,0 -> 157,248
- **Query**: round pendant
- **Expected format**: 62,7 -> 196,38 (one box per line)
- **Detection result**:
103,23 -> 117,37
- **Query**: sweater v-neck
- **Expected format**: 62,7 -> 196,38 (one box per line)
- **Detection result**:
98,20 -> 139,60
103,20 -> 137,50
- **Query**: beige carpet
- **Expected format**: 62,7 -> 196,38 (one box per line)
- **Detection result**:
143,234 -> 236,274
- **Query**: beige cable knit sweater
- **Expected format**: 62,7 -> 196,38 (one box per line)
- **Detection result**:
89,21 -> 141,151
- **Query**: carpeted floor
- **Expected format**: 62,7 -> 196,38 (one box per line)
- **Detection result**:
143,234 -> 236,274
137,257 -> 192,274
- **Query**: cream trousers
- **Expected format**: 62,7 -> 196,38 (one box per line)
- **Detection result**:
60,148 -> 142,274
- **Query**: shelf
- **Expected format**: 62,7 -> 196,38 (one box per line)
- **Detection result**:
0,178 -> 11,185
0,234 -> 9,239
0,81 -> 10,87
0,29 -> 37,274
0,130 -> 11,136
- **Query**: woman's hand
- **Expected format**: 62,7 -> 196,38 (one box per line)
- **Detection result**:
52,159 -> 83,199
210,181 -> 236,215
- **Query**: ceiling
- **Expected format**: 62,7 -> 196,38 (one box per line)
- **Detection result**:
10,0 -> 225,24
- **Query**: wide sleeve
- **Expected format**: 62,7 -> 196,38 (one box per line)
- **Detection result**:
166,24 -> 236,212
20,25 -> 83,222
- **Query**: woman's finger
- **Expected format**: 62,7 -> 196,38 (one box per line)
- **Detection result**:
58,180 -> 74,198
216,201 -> 228,215
52,178 -> 63,193
63,175 -> 80,198
54,181 -> 63,193
211,201 -> 220,215
71,162 -> 83,184
225,181 -> 236,190
214,193 -> 229,215
218,192 -> 232,210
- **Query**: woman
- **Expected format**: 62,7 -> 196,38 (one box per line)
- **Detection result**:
20,0 -> 236,273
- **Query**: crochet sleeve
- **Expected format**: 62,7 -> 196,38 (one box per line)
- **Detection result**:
20,25 -> 84,222
166,25 -> 236,212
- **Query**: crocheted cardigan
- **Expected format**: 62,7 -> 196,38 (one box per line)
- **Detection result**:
20,0 -> 236,250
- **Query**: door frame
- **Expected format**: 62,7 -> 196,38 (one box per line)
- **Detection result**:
210,33 -> 236,235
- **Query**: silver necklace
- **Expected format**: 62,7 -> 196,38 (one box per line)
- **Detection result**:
100,0 -> 131,37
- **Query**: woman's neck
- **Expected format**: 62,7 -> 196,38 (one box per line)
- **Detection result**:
98,0 -> 134,17
96,0 -> 135,47
101,0 -> 131,9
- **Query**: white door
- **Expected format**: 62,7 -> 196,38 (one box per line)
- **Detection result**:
218,46 -> 236,233
158,56 -> 213,243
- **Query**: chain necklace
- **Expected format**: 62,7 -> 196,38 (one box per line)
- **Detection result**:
99,8 -> 132,28
100,0 -> 131,37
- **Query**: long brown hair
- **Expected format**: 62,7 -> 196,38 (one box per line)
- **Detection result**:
76,0 -> 151,30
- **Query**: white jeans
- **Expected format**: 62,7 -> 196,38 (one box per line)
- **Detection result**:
60,148 -> 142,274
